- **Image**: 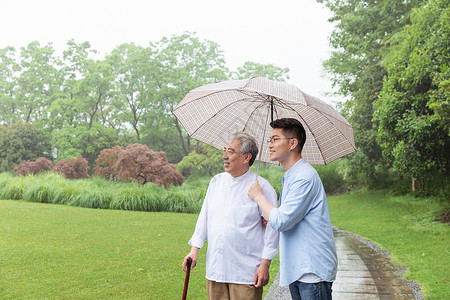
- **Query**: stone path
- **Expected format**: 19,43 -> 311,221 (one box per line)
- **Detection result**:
264,228 -> 421,300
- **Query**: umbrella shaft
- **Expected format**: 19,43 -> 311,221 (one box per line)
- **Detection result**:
256,104 -> 271,180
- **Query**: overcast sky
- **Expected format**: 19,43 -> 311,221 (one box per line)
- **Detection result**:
0,0 -> 343,105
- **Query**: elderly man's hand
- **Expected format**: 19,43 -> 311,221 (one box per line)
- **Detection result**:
253,259 -> 271,287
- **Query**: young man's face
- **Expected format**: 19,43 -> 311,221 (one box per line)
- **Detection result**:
268,128 -> 293,163
222,139 -> 251,177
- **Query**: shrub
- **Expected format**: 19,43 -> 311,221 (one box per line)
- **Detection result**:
53,156 -> 90,179
116,144 -> 183,188
314,161 -> 347,195
92,145 -> 124,180
12,157 -> 53,175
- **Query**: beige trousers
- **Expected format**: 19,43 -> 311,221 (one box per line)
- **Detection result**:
207,280 -> 263,300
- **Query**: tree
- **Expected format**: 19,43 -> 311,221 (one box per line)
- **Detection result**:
232,61 -> 290,82
115,144 -> 183,187
16,41 -> 62,122
146,32 -> 229,156
140,126 -> 185,163
107,44 -> 158,141
177,144 -> 223,178
50,41 -> 118,164
0,121 -> 52,172
317,0 -> 424,185
0,46 -> 20,125
373,0 -> 450,190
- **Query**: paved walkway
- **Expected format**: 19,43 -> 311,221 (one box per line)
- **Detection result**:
264,228 -> 421,300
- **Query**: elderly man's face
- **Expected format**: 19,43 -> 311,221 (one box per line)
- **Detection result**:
222,139 -> 251,177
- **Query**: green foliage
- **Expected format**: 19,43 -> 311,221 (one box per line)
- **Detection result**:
107,43 -> 158,141
0,121 -> 52,172
0,46 -> 19,125
176,145 -> 223,179
232,61 -> 290,82
147,32 -> 229,156
374,0 -> 450,182
140,127 -> 184,163
16,41 -> 63,123
2,188 -> 448,299
318,0 -> 448,195
314,161 -> 347,194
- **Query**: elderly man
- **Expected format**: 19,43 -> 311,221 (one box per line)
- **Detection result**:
182,132 -> 279,300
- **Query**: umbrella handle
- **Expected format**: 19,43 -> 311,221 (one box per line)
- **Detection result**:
182,257 -> 192,300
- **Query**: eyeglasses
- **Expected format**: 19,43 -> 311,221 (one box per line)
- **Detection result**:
222,147 -> 238,156
266,137 -> 294,144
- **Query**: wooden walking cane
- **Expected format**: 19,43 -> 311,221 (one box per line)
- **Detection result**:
182,257 -> 192,300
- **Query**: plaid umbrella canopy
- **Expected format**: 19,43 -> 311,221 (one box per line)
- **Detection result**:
172,76 -> 355,166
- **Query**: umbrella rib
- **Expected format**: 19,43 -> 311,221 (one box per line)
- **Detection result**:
242,101 -> 270,132
173,88 -> 253,111
187,96 -> 264,137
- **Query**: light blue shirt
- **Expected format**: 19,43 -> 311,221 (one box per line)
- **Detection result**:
269,158 -> 337,286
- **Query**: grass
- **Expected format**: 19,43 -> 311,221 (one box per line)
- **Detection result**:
0,172 -> 205,213
1,172 -> 448,299
328,191 -> 449,300
0,200 -> 208,299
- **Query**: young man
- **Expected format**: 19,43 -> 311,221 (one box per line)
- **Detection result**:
248,118 -> 337,300
182,132 -> 279,300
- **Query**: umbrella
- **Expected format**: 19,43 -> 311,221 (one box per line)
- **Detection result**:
172,76 -> 355,169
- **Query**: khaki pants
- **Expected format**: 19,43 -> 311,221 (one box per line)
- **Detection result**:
207,280 -> 263,300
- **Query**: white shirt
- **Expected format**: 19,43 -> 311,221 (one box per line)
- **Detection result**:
189,170 -> 279,284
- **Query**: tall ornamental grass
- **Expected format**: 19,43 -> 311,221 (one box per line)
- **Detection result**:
0,172 -> 205,213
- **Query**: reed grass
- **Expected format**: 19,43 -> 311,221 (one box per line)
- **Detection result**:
0,172 -> 207,214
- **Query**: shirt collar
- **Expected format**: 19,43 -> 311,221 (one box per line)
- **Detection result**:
227,169 -> 252,181
284,158 -> 305,180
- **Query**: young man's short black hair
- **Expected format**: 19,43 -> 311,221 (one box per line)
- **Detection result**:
270,118 -> 306,153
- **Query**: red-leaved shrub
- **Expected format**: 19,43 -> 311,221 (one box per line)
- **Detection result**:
13,157 -> 53,175
115,144 -> 183,187
53,156 -> 90,179
92,145 -> 124,180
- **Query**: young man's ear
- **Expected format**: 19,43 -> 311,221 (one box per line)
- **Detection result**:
289,138 -> 299,151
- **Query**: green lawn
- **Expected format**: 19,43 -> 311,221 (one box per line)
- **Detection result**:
1,190 -> 448,299
328,191 -> 449,300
